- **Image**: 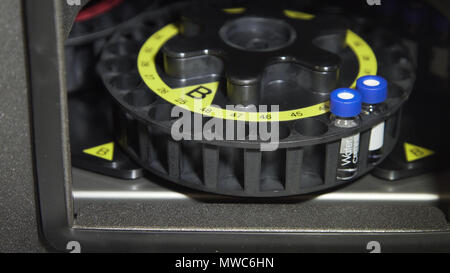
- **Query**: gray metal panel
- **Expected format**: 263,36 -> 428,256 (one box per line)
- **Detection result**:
0,0 -> 45,253
0,0 -> 89,253
25,0 -> 76,251
72,168 -> 450,232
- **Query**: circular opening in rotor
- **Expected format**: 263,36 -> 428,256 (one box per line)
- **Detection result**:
220,17 -> 296,52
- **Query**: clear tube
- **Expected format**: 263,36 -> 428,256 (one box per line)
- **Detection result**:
362,103 -> 386,163
332,115 -> 360,180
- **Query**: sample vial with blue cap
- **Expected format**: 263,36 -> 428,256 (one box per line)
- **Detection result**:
330,88 -> 362,181
357,75 -> 388,163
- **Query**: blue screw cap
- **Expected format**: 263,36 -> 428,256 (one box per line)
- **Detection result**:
330,88 -> 362,118
356,75 -> 388,104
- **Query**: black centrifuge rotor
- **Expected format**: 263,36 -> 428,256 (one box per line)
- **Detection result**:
98,2 -> 415,197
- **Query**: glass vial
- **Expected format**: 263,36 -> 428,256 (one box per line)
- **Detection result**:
330,88 -> 362,181
357,75 -> 388,164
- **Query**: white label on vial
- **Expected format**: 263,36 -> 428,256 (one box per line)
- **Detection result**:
340,133 -> 360,166
369,122 -> 385,151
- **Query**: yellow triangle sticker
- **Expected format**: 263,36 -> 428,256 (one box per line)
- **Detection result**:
83,142 -> 114,161
404,142 -> 434,162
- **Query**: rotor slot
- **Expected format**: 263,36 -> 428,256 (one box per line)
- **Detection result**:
219,17 -> 297,52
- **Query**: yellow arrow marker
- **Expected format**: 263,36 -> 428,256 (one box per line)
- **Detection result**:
404,142 -> 434,162
83,142 -> 114,161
